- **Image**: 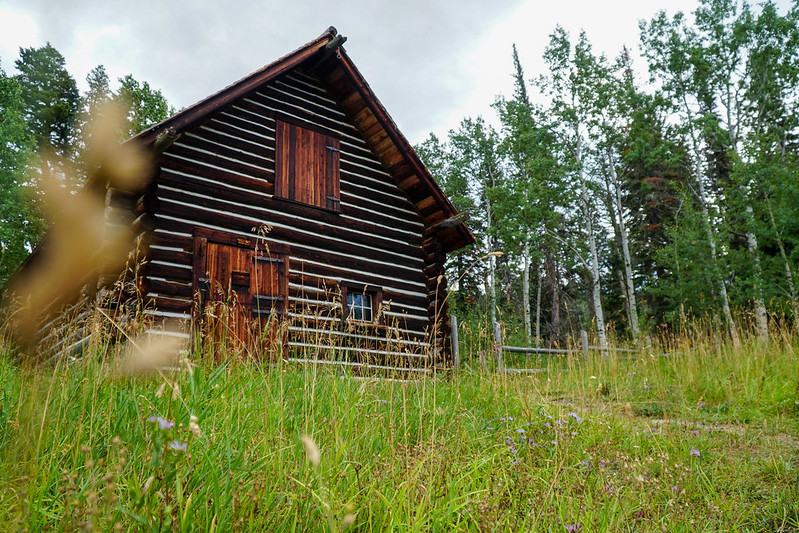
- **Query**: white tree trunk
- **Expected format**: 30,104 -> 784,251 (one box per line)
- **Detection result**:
535,263 -> 542,344
680,93 -> 739,346
486,176 -> 496,326
766,196 -> 799,333
577,134 -> 607,349
608,151 -> 640,338
744,205 -> 769,341
522,240 -> 531,344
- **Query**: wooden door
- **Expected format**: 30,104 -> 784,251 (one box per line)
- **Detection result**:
204,242 -> 252,353
194,230 -> 288,359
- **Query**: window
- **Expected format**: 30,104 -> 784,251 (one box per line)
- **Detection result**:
347,292 -> 373,322
274,119 -> 341,212
340,282 -> 383,324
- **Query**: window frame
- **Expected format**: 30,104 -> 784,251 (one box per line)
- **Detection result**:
274,118 -> 341,213
340,282 -> 383,325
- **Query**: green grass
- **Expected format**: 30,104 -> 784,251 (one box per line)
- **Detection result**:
0,334 -> 797,531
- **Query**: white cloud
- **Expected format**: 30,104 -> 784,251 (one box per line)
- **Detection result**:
0,0 -> 793,145
0,7 -> 39,70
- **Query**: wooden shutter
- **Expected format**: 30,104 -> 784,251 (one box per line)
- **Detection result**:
274,120 -> 291,200
274,119 -> 340,212
325,136 -> 341,212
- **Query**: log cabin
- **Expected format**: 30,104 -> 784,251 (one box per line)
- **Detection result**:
12,27 -> 474,371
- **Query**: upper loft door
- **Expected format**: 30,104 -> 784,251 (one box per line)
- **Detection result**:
193,229 -> 289,359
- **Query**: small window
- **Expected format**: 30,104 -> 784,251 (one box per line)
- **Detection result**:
274,119 -> 340,212
340,282 -> 383,324
347,292 -> 373,322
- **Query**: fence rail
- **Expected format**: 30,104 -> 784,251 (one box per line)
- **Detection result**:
450,317 -> 660,372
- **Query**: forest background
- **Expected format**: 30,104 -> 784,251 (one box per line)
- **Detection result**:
1,0 -> 798,349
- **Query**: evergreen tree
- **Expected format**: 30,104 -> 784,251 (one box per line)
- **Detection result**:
14,43 -> 80,159
0,62 -> 40,285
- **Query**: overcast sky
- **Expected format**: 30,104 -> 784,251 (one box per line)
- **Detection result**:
0,0 -> 782,144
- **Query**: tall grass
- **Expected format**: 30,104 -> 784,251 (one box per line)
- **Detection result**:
0,320 -> 797,531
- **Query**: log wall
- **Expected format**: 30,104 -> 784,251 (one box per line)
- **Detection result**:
142,68 -> 442,369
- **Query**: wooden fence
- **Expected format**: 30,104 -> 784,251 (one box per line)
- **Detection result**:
450,317 -> 655,372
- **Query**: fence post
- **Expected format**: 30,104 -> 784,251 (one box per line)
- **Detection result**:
493,321 -> 504,370
580,329 -> 589,360
451,315 -> 460,370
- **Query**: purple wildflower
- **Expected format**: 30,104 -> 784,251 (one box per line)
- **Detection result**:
692,430 -> 700,435
168,440 -> 187,452
580,460 -> 589,468
517,428 -> 526,434
671,486 -> 681,493
599,460 -> 606,468
564,523 -> 583,532
690,447 -> 701,457
486,426 -> 493,430
568,412 -> 584,423
148,416 -> 175,430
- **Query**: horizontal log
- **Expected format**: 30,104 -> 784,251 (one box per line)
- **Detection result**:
148,278 -> 193,298
106,187 -> 138,208
132,213 -> 156,235
159,155 -> 424,236
134,193 -> 159,215
149,246 -> 193,266
159,156 -> 273,194
154,201 -> 425,274
167,143 -> 273,182
147,295 -> 192,313
180,130 -> 274,170
147,261 -> 193,283
156,186 -> 424,263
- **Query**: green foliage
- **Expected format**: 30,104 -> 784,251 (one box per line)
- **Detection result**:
417,119 -> 503,317
0,42 -> 174,288
115,74 -> 173,139
14,43 -> 80,158
0,62 -> 41,286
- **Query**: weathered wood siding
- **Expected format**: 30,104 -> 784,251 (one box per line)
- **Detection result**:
141,68 -> 437,368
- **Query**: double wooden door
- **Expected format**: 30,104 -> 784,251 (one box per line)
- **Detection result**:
193,230 -> 289,358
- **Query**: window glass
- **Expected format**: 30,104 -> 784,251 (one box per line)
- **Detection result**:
347,292 -> 373,322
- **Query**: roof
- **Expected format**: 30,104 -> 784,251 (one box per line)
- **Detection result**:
132,26 -> 474,253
